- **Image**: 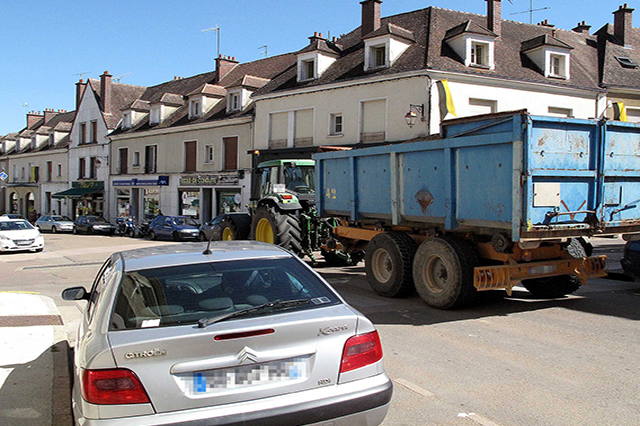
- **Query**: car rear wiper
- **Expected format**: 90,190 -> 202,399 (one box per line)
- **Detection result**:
197,299 -> 310,328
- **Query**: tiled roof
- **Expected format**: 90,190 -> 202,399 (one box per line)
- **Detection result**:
257,6 -> 601,96
299,37 -> 343,56
186,83 -> 226,97
521,33 -> 574,52
87,79 -> 146,129
444,20 -> 496,40
364,22 -> 417,42
596,24 -> 640,89
228,75 -> 271,90
114,52 -> 296,135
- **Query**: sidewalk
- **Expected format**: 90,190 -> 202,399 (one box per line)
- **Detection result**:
0,292 -> 72,426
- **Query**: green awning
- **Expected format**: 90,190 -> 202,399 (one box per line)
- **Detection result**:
52,187 -> 101,199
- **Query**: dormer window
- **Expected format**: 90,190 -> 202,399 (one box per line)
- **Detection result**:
122,111 -> 132,129
150,105 -> 161,125
371,45 -> 387,68
300,59 -> 316,81
549,54 -> 566,78
470,42 -> 489,67
190,100 -> 201,118
227,91 -> 242,112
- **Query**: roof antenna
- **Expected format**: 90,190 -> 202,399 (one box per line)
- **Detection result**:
509,0 -> 551,24
202,26 -> 221,58
259,45 -> 268,58
202,226 -> 215,255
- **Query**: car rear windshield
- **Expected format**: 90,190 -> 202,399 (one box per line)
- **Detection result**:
110,257 -> 340,330
51,216 -> 71,221
0,221 -> 34,231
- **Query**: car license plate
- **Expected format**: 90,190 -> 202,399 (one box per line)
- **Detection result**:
177,356 -> 310,395
14,240 -> 34,246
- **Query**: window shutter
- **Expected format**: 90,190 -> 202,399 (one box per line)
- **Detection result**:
294,109 -> 314,147
269,112 -> 288,148
361,100 -> 386,143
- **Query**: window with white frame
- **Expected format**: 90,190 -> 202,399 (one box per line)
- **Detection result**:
49,133 -> 54,146
190,100 -> 201,118
133,151 -> 140,166
548,106 -> 573,118
549,54 -> 567,78
205,145 -> 214,163
57,164 -> 62,177
470,42 -> 489,67
228,92 -> 241,112
369,45 -> 387,69
330,113 -> 343,136
300,59 -> 316,80
626,107 -> 640,123
150,105 -> 161,124
123,112 -> 132,129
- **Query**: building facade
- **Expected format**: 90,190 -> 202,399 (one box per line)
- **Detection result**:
109,54 -> 295,223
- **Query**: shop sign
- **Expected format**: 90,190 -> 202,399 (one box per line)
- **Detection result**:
179,173 -> 240,187
0,171 -> 8,181
72,180 -> 104,190
113,176 -> 170,187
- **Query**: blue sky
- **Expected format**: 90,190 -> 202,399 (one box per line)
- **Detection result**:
0,0 -> 626,134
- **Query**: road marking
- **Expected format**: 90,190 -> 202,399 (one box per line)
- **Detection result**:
22,261 -> 103,270
394,378 -> 435,398
458,412 -> 502,426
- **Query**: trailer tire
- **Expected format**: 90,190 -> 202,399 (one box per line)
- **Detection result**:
365,232 -> 416,297
251,206 -> 303,255
522,238 -> 585,298
413,236 -> 478,309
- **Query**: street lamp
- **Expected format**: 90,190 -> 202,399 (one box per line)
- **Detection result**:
404,104 -> 425,128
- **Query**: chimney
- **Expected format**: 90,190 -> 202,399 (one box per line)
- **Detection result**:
572,21 -> 591,34
487,0 -> 502,36
75,79 -> 86,110
43,108 -> 59,124
215,55 -> 239,82
360,0 -> 382,37
537,19 -> 554,28
26,111 -> 43,129
100,70 -> 112,115
613,3 -> 634,46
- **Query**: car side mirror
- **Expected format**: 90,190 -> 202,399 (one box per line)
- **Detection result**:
62,286 -> 90,301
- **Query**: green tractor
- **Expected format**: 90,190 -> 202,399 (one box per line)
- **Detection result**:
217,159 -> 362,265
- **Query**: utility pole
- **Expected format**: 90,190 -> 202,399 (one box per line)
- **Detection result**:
509,0 -> 550,24
202,26 -> 221,57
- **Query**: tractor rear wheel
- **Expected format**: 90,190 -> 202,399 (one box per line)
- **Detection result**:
251,206 -> 303,255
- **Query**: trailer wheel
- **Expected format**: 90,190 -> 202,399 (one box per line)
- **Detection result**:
364,232 -> 416,297
413,236 -> 478,309
251,206 -> 303,255
522,238 -> 585,298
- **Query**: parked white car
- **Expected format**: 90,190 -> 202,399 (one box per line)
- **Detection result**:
0,218 -> 44,253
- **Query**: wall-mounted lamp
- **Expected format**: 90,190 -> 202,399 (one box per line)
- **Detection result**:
404,104 -> 425,128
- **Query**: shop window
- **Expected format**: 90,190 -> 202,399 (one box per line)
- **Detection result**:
116,189 -> 131,217
217,190 -> 242,215
143,188 -> 160,220
179,190 -> 200,218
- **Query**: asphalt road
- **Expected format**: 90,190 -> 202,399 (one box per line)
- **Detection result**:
0,234 -> 638,425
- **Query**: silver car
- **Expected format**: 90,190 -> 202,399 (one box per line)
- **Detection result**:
63,241 -> 392,425
35,215 -> 75,233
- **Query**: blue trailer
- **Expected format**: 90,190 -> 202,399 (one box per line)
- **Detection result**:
314,111 -> 639,308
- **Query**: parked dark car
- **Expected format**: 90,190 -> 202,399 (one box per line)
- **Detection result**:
73,216 -> 115,235
148,215 -> 200,241
621,241 -> 640,280
200,213 -> 251,241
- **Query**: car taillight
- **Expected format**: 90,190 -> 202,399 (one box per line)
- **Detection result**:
82,369 -> 150,405
281,194 -> 293,200
340,331 -> 383,373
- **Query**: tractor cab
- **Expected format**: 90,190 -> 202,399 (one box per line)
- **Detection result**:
254,159 -> 316,206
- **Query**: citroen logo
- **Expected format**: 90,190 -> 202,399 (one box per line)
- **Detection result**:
236,347 -> 259,364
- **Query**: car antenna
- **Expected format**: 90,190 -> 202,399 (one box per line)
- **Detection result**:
202,225 -> 215,255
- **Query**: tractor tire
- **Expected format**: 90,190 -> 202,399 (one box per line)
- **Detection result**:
322,249 -> 365,267
364,232 -> 416,297
220,217 -> 242,241
413,236 -> 479,309
251,206 -> 303,255
522,238 -> 585,298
